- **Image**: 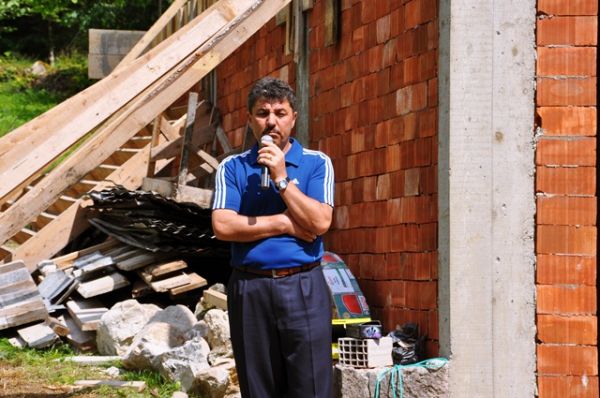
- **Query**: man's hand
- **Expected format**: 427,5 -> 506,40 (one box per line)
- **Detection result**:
258,141 -> 287,182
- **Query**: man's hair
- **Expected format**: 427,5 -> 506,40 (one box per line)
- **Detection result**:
247,77 -> 297,112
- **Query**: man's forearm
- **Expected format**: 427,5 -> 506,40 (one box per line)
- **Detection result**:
212,209 -> 288,242
279,183 -> 333,236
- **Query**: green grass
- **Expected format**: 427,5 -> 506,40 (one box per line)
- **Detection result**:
0,81 -> 62,136
0,338 -> 182,397
0,53 -> 92,137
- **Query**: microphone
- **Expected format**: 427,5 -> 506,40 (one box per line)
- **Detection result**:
260,134 -> 273,190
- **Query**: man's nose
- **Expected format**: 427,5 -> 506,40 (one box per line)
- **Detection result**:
266,112 -> 276,126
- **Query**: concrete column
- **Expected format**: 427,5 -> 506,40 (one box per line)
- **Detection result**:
438,0 -> 537,396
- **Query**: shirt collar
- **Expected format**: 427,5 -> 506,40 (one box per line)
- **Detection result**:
250,137 -> 303,167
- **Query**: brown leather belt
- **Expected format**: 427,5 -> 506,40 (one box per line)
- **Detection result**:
236,261 -> 321,278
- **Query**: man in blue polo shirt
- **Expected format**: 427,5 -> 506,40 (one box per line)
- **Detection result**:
212,77 -> 334,398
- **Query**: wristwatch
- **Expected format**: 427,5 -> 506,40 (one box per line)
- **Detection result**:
275,177 -> 291,192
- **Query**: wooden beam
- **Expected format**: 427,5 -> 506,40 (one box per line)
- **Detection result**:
66,299 -> 108,331
169,272 -> 208,296
76,273 -> 130,298
203,288 -> 227,310
178,92 -> 199,187
139,260 -> 187,282
0,0 -> 251,203
0,0 -> 285,246
114,0 -> 189,71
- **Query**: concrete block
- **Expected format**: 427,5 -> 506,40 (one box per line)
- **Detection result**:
333,361 -> 449,398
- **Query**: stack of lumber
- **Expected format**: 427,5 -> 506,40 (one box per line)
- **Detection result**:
0,261 -> 48,330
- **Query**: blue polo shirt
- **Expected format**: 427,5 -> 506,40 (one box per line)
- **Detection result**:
212,138 -> 334,269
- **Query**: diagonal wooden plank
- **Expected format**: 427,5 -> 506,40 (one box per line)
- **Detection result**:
0,0 -> 244,202
114,0 -> 189,72
0,0 -> 291,248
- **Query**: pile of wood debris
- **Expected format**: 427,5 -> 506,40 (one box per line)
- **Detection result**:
0,185 -> 231,352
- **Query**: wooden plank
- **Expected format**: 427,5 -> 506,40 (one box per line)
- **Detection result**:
0,0 -> 249,203
203,288 -> 227,310
324,0 -> 340,47
169,272 -> 208,296
47,316 -> 70,337
177,92 -> 199,187
150,125 -> 214,161
59,314 -> 96,352
0,0 -> 267,246
139,260 -> 187,282
17,323 -> 59,348
66,299 -> 108,331
76,273 -> 130,298
175,185 -> 213,208
150,272 -> 191,292
51,239 -> 118,270
60,355 -> 121,365
0,298 -> 48,330
117,252 -> 165,271
74,380 -> 145,392
114,0 -> 189,71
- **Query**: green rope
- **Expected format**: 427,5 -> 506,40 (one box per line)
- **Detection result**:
373,358 -> 448,398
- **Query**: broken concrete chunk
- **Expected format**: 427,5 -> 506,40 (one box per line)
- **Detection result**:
122,304 -> 196,370
157,336 -> 211,382
96,299 -> 160,356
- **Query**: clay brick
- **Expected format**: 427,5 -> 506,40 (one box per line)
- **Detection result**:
538,0 -> 598,16
387,196 -> 436,224
538,376 -> 599,398
537,225 -> 596,255
404,0 -> 437,30
536,137 -> 596,166
396,82 -> 428,115
537,77 -> 596,106
404,168 -> 421,196
390,63 -> 404,90
404,281 -> 437,310
361,0 -> 378,24
537,284 -> 597,314
389,170 -> 406,197
538,107 -> 597,136
537,196 -> 596,226
386,252 -> 435,280
376,15 -> 391,44
418,108 -> 437,138
390,7 -> 404,37
537,315 -> 597,344
536,166 -> 595,195
403,56 -> 420,85
537,47 -> 597,77
376,173 -> 392,200
537,16 -> 597,46
333,206 -> 350,230
537,254 -> 596,285
363,176 -> 378,202
537,344 -> 598,375
387,116 -> 404,144
401,112 -> 418,141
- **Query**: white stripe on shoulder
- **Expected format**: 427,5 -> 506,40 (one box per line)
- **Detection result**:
302,149 -> 334,206
213,149 -> 251,209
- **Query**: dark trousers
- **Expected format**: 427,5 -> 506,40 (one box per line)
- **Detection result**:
227,266 -> 333,398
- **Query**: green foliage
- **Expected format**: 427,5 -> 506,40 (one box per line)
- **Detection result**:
0,1 -> 172,57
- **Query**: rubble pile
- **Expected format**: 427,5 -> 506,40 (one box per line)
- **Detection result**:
0,187 -> 238,396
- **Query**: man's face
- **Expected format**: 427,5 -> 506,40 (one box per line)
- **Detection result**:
248,97 -> 297,151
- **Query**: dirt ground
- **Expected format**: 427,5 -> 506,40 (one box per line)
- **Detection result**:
0,363 -> 121,398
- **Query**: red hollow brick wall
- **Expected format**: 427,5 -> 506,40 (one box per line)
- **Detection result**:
536,1 -> 599,397
215,0 -> 439,356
